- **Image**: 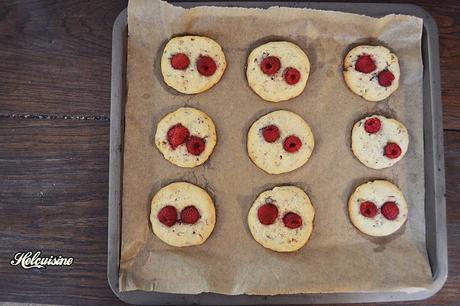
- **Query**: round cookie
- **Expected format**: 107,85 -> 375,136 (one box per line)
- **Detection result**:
348,180 -> 408,237
155,107 -> 217,168
352,115 -> 409,169
150,182 -> 216,247
246,41 -> 310,102
247,110 -> 314,174
343,45 -> 400,102
161,36 -> 226,94
248,186 -> 315,252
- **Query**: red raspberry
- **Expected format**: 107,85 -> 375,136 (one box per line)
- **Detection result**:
196,55 -> 217,76
284,67 -> 301,85
260,56 -> 281,75
283,135 -> 302,153
157,205 -> 177,227
186,136 -> 205,156
384,142 -> 402,159
167,123 -> 190,149
170,53 -> 190,70
257,203 -> 278,225
359,201 -> 377,218
262,125 -> 280,143
180,206 -> 200,224
381,201 -> 399,220
364,117 -> 381,134
355,54 -> 376,73
378,70 -> 395,87
283,212 -> 302,229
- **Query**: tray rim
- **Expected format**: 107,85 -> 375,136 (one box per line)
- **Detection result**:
108,2 -> 447,304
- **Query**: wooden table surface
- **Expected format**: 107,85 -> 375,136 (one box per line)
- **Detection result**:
0,1 -> 458,305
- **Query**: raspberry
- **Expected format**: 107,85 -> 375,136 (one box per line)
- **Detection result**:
157,205 -> 177,227
283,212 -> 302,229
180,206 -> 200,224
170,53 -> 190,70
262,125 -> 280,143
196,55 -> 217,76
284,67 -> 301,85
364,117 -> 381,134
384,142 -> 402,159
359,201 -> 377,218
378,70 -> 395,87
257,203 -> 278,225
283,135 -> 302,153
167,123 -> 189,149
381,201 -> 399,220
186,136 -> 205,156
260,56 -> 281,75
355,54 -> 376,73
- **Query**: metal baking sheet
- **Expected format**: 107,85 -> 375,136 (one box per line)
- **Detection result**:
108,2 -> 447,304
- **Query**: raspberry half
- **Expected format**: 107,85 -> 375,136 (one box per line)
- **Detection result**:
384,142 -> 402,159
359,201 -> 377,218
283,135 -> 302,153
378,70 -> 395,87
186,136 -> 206,156
364,117 -> 381,134
284,67 -> 301,85
170,53 -> 190,70
180,206 -> 200,224
381,201 -> 399,220
260,56 -> 281,75
157,205 -> 177,227
262,125 -> 280,143
257,203 -> 278,225
355,54 -> 376,73
197,55 -> 217,76
283,212 -> 302,229
167,123 -> 190,149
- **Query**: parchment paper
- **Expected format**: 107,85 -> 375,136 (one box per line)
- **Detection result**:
120,0 -> 432,295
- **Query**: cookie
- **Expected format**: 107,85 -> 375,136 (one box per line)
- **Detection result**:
155,107 -> 217,168
352,115 -> 409,169
150,182 -> 216,247
248,186 -> 315,252
343,45 -> 400,102
348,180 -> 408,237
247,110 -> 314,174
161,36 -> 226,94
246,41 -> 310,102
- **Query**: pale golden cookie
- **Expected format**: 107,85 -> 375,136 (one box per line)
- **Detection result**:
248,186 -> 315,252
246,41 -> 310,102
155,107 -> 217,168
343,45 -> 400,102
352,115 -> 409,169
348,180 -> 408,237
161,36 -> 226,94
150,182 -> 216,247
247,110 -> 314,174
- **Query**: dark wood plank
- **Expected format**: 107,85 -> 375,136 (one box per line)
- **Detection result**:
0,0 -> 127,116
0,118 -> 123,305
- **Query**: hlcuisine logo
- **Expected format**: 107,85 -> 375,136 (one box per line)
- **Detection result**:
10,251 -> 74,269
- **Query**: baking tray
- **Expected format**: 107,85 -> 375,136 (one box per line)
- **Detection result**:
108,2 -> 447,304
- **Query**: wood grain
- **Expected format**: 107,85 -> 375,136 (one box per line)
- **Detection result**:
0,0 -> 458,305
0,119 -> 122,305
0,0 -> 127,116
